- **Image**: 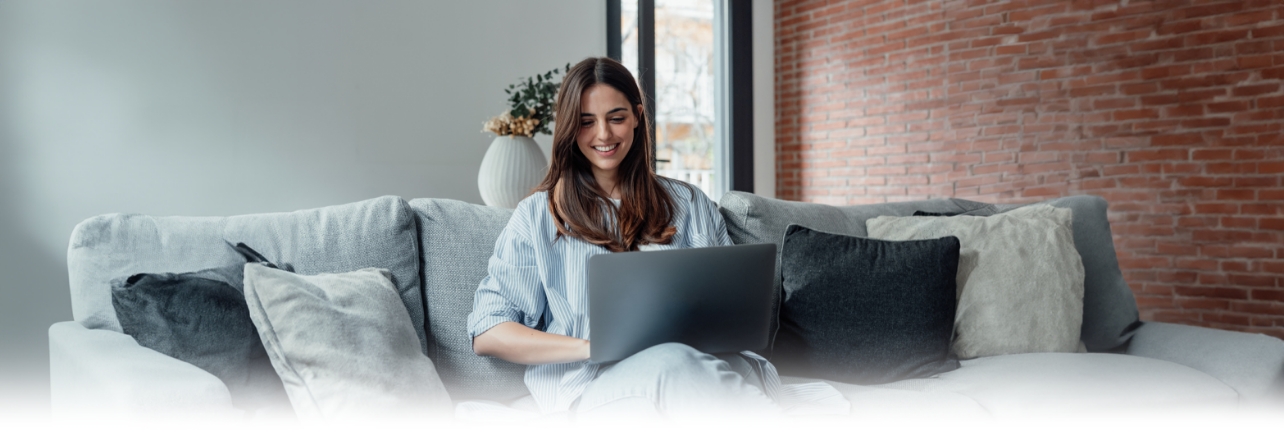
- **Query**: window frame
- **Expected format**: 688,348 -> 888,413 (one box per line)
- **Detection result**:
606,0 -> 753,194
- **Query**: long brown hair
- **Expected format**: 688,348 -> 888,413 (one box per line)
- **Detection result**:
535,57 -> 678,252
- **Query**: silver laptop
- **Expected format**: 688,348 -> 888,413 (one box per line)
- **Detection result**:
586,243 -> 777,364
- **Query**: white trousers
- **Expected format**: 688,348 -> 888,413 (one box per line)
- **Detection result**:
573,343 -> 781,420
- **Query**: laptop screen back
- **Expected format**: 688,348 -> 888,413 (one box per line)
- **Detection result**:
587,243 -> 776,363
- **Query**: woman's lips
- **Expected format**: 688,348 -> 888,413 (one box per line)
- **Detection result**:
593,143 -> 619,157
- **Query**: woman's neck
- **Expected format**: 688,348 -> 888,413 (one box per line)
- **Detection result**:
594,171 -> 621,199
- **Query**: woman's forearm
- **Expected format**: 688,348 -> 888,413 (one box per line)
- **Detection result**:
473,321 -> 590,365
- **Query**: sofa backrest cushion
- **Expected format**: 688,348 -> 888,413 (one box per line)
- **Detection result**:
717,191 -> 1142,354
66,196 -> 425,358
718,192 -> 995,248
221,196 -> 425,354
408,198 -> 529,403
68,215 -> 242,332
992,196 -> 1142,352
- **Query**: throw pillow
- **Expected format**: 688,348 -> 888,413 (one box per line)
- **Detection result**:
110,256 -> 290,412
992,196 -> 1142,352
715,191 -> 997,358
867,204 -> 1085,359
772,224 -> 962,385
222,196 -> 428,356
241,264 -> 453,420
912,206 -> 996,217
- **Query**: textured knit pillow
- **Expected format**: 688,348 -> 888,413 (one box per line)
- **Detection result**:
867,204 -> 1085,359
993,196 -> 1141,352
772,224 -> 962,385
242,264 -> 452,420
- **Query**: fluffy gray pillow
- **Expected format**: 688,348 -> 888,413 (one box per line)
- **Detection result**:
866,204 -> 1085,359
242,264 -> 452,420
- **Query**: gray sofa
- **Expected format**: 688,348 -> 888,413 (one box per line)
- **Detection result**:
49,192 -> 1284,418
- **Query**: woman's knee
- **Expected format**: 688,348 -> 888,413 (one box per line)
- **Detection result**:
608,342 -> 721,384
633,342 -> 704,365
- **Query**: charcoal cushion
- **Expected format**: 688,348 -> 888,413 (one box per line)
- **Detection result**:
110,263 -> 288,411
716,191 -> 996,355
408,198 -> 528,402
773,224 -> 961,385
717,192 -> 1142,354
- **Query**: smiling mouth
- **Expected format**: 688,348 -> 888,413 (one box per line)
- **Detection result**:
593,144 -> 619,154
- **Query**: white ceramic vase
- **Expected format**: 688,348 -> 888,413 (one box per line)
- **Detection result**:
477,135 -> 548,208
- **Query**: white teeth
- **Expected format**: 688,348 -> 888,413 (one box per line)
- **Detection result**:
594,144 -> 617,152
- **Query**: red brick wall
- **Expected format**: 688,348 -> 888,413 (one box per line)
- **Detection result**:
775,0 -> 1284,339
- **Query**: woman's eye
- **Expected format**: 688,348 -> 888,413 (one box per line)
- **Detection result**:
580,120 -> 593,127
611,118 -> 625,123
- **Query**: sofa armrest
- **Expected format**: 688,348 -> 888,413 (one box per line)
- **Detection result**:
49,321 -> 239,418
1125,321 -> 1284,403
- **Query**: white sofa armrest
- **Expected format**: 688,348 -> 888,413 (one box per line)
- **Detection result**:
49,321 -> 239,418
1126,321 -> 1284,404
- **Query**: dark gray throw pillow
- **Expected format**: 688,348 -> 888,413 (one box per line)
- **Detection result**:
772,224 -> 962,385
110,244 -> 290,412
912,206 -> 996,217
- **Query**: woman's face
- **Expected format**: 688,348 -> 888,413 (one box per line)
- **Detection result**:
576,83 -> 641,183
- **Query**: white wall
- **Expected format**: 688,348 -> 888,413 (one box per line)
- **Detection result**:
0,0 -> 605,410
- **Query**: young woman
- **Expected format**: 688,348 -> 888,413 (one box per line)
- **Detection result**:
466,57 -> 788,418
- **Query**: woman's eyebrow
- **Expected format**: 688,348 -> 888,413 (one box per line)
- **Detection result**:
581,107 -> 630,117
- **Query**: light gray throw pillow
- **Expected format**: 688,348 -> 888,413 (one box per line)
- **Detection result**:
242,264 -> 452,421
992,196 -> 1141,352
867,204 -> 1085,359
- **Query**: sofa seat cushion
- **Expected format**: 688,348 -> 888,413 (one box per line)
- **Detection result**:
789,353 -> 1237,419
1127,321 -> 1284,402
781,375 -> 990,418
942,353 -> 1238,416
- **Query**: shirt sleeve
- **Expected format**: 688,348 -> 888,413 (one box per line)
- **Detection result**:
467,201 -> 548,339
687,186 -> 733,248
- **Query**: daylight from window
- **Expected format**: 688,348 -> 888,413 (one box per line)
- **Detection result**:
621,0 -> 719,201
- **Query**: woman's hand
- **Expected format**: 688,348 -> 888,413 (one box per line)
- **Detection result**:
473,321 -> 591,365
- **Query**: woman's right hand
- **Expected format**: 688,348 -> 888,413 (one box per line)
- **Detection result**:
473,321 -> 591,365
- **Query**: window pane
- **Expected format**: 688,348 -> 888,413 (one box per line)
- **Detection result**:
654,0 -> 719,201
621,0 -> 638,79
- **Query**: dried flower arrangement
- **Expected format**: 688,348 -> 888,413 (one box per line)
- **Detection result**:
483,64 -> 571,138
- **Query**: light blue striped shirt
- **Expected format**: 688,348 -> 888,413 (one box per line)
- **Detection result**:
468,178 -> 777,414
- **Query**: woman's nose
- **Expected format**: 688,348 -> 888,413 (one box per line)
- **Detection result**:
596,120 -> 611,141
